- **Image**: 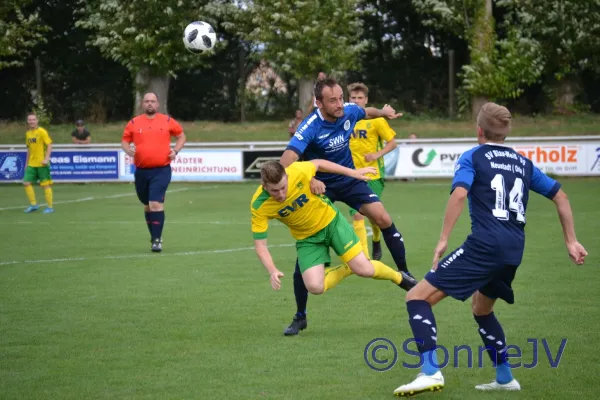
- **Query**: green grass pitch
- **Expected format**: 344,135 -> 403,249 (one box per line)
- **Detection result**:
0,179 -> 598,399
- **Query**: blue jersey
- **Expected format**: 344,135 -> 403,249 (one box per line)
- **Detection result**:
452,144 -> 561,265
286,103 -> 367,188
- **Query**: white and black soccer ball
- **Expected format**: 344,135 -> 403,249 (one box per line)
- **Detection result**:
183,21 -> 216,53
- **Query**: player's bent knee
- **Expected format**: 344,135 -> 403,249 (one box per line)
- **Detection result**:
148,201 -> 164,211
347,254 -> 375,277
305,281 -> 325,295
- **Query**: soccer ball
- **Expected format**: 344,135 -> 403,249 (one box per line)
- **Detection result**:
183,21 -> 216,53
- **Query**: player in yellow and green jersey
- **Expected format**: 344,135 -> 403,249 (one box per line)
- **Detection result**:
23,113 -> 54,213
251,160 -> 416,313
348,82 -> 398,261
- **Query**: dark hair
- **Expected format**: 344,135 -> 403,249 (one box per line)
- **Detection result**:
260,161 -> 286,185
314,77 -> 339,102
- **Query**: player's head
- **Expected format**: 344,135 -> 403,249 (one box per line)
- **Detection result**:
260,161 -> 288,202
476,102 -> 511,144
347,82 -> 369,108
315,78 -> 344,120
26,113 -> 38,129
142,93 -> 159,116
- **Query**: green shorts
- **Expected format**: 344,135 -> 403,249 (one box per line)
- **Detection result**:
296,212 -> 362,273
23,166 -> 52,185
349,178 -> 384,216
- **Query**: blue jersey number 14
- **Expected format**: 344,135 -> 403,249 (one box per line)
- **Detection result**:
491,174 -> 526,223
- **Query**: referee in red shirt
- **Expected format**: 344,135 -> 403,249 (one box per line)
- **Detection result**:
121,92 -> 187,252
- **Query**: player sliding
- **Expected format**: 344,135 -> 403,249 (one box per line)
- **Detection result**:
393,103 -> 588,396
251,160 -> 417,299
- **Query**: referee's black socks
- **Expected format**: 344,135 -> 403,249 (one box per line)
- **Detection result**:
149,211 -> 165,240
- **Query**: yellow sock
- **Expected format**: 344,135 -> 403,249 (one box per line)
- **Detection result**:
324,263 -> 353,292
371,260 -> 402,285
24,185 -> 36,205
353,219 -> 370,259
372,224 -> 381,243
44,186 -> 53,208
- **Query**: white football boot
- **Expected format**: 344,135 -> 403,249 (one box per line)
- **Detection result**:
393,371 -> 444,397
475,379 -> 521,391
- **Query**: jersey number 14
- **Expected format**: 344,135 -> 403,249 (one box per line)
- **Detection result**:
491,174 -> 526,223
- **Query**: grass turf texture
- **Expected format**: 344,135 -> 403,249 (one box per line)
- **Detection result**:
0,179 -> 598,399
0,114 -> 599,144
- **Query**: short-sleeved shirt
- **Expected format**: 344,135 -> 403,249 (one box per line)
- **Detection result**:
122,113 -> 183,169
71,128 -> 91,140
286,103 -> 367,190
251,161 -> 338,241
25,127 -> 52,167
349,117 -> 396,180
452,143 -> 561,265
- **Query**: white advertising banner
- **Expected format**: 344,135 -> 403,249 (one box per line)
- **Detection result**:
119,150 -> 243,181
389,142 -> 600,178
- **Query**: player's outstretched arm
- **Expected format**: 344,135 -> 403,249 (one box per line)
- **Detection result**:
551,189 -> 588,265
364,104 -> 402,120
310,159 -> 376,181
254,239 -> 285,290
432,187 -> 468,268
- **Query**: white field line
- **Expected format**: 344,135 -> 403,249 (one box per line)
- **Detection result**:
0,187 -> 220,211
0,243 -> 294,266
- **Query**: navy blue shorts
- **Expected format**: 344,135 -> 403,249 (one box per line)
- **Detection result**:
325,179 -> 380,212
425,244 -> 519,304
134,165 -> 172,205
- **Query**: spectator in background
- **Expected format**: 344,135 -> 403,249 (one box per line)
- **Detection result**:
408,133 -> 417,141
288,109 -> 303,138
72,120 -> 92,144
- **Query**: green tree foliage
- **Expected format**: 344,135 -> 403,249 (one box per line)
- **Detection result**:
0,0 -> 48,69
75,0 -> 218,114
241,0 -> 369,78
413,0 -> 544,114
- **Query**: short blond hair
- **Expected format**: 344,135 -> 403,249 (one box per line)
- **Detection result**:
347,82 -> 369,96
477,102 -> 512,142
260,161 -> 286,185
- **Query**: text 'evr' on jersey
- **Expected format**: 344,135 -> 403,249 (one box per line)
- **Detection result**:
285,103 -> 366,188
452,144 -> 561,265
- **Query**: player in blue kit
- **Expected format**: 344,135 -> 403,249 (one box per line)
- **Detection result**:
392,103 -> 588,396
279,77 -> 417,335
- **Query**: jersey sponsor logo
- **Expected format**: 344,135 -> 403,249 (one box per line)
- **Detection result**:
352,129 -> 367,139
277,194 -> 309,217
27,138 -> 37,144
328,135 -> 347,152
0,153 -> 25,179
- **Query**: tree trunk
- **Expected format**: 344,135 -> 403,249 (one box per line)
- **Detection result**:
298,77 -> 314,115
470,0 -> 493,120
552,77 -> 581,114
134,67 -> 171,116
471,95 -> 489,119
238,45 -> 246,123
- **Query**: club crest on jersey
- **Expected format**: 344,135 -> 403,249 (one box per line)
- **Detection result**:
343,120 -> 351,131
297,182 -> 304,189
